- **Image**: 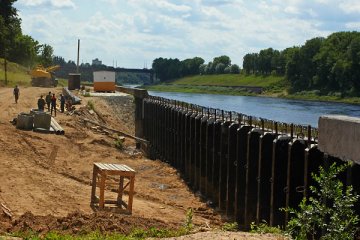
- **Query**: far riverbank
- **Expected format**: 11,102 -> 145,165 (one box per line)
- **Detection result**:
141,84 -> 360,104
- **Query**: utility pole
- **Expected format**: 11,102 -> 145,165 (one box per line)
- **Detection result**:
76,39 -> 80,73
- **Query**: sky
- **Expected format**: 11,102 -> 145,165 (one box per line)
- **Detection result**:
14,0 -> 360,69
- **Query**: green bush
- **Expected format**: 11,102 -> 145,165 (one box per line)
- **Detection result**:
222,222 -> 239,232
87,101 -> 95,111
114,138 -> 124,150
286,162 -> 359,240
250,221 -> 283,235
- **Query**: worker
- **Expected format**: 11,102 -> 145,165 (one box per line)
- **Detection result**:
13,85 -> 20,104
37,95 -> 46,111
50,93 -> 57,117
60,94 -> 65,113
45,92 -> 52,111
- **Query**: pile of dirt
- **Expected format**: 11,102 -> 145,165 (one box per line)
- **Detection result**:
0,211 -> 177,235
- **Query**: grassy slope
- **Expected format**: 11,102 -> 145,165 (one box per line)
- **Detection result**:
0,59 -> 73,88
171,74 -> 283,87
145,74 -> 360,104
145,74 -> 286,96
0,58 -> 31,87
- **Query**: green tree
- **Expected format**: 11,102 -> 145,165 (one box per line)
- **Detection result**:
258,48 -> 274,74
243,53 -> 258,74
215,63 -> 226,74
224,66 -> 231,74
181,57 -> 204,76
347,36 -> 360,92
213,55 -> 231,67
230,64 -> 240,74
38,44 -> 54,67
0,0 -> 22,58
199,64 -> 206,75
8,34 -> 39,67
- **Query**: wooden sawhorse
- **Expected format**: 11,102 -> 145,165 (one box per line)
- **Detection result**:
90,163 -> 136,214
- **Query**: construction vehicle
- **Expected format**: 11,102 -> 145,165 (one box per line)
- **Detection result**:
30,65 -> 60,87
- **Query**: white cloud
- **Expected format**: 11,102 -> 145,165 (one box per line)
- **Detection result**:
345,22 -> 360,29
101,0 -> 118,5
14,0 -> 360,68
340,1 -> 360,14
284,6 -> 300,15
18,0 -> 46,6
18,0 -> 75,8
51,0 -> 75,9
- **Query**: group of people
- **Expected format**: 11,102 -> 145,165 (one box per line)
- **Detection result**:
37,92 -> 66,116
13,85 -> 72,117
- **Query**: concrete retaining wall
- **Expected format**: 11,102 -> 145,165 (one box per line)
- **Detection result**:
318,115 -> 360,164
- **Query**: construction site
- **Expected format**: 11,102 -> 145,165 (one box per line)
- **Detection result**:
0,86 -> 285,240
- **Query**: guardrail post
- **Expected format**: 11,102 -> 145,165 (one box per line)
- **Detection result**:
285,139 -> 306,223
226,122 -> 239,218
256,133 -> 277,224
244,128 -> 263,227
205,117 -> 215,199
270,136 -> 292,227
234,125 -> 252,225
218,120 -> 231,211
211,120 -> 222,206
199,115 -> 209,194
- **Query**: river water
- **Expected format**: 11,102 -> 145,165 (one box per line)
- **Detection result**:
148,91 -> 360,127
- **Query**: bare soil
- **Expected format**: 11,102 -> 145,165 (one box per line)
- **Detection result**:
0,86 -> 284,239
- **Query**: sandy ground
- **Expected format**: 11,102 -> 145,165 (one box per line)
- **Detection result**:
0,86 -> 285,239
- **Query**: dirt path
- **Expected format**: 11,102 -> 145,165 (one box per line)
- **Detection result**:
0,86 -> 284,239
0,86 -> 219,223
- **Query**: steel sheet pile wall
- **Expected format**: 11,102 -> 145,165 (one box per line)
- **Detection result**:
143,96 -> 360,229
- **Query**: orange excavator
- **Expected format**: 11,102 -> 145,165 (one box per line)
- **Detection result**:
30,65 -> 60,87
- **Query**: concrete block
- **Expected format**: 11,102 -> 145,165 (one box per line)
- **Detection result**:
318,115 -> 360,164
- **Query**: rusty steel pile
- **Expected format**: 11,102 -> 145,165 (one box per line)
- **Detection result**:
142,95 -> 360,229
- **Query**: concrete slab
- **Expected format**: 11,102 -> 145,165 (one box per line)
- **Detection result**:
318,115 -> 360,164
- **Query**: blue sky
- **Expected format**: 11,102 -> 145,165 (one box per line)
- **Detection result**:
15,0 -> 360,68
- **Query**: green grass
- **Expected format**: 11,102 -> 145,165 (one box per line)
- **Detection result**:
171,74 -> 283,87
0,58 -> 31,87
144,74 -> 284,96
145,74 -> 360,104
145,84 -> 256,96
8,226 -> 192,240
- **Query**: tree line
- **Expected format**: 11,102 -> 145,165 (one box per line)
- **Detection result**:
0,0 -> 54,69
244,31 -> 360,95
152,55 -> 240,82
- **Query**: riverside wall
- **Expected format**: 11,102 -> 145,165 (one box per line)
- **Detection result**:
141,95 -> 360,229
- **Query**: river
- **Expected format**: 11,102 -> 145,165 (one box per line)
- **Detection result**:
148,91 -> 360,127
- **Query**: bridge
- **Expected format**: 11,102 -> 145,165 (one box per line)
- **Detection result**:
109,67 -> 155,84
116,87 -> 360,230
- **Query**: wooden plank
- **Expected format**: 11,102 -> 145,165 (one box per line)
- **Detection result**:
128,176 -> 135,214
91,165 -> 98,204
99,173 -> 106,208
82,118 -> 149,144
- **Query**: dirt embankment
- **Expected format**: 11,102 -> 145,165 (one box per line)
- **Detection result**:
0,86 -> 284,239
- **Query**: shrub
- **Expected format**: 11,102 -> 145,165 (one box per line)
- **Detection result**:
250,220 -> 283,235
87,100 -> 95,110
184,208 -> 193,232
114,137 -> 124,150
222,222 -> 239,232
286,162 -> 359,240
